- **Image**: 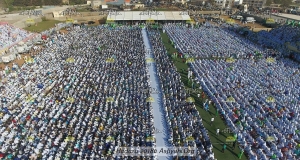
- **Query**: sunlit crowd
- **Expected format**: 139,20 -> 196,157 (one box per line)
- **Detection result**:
0,24 -> 33,53
164,23 -> 300,160
0,20 -> 300,160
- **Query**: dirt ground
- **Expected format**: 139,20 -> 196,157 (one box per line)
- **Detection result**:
220,15 -> 267,29
0,47 -> 42,71
44,12 -> 106,24
0,53 -> 31,70
59,29 -> 68,34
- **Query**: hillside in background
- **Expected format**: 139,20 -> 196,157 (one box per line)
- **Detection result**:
4,0 -> 86,7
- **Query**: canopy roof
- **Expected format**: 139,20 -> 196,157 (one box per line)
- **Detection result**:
107,11 -> 191,21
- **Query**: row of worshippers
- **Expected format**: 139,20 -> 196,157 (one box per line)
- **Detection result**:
0,24 -> 33,54
164,24 -> 266,59
146,27 -> 214,160
163,24 -> 300,160
0,25 -> 163,159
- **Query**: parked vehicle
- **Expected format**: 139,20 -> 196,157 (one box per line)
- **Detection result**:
246,17 -> 256,22
236,15 -> 243,20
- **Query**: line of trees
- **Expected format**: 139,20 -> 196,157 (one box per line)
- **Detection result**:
265,0 -> 292,8
6,0 -> 86,7
13,0 -> 43,6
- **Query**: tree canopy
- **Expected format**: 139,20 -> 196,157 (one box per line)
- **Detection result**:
280,0 -> 292,7
70,0 -> 86,5
13,0 -> 43,6
7,0 -> 86,6
265,0 -> 272,6
272,0 -> 292,7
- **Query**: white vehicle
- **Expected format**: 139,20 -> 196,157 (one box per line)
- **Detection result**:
246,17 -> 256,22
36,41 -> 43,45
16,46 -> 30,54
236,15 -> 243,20
230,15 -> 236,19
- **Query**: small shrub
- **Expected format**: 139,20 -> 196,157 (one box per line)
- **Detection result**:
41,16 -> 47,21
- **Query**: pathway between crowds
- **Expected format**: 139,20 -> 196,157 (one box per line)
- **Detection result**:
142,28 -> 170,160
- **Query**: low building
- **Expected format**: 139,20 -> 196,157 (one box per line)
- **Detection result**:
215,0 -> 227,8
124,0 -> 131,5
234,0 -> 243,5
225,0 -> 235,8
62,0 -> 69,4
134,3 -> 144,9
242,0 -> 266,8
101,5 -> 108,9
174,0 -> 189,4
107,11 -> 191,24
189,1 -> 206,5
91,0 -> 106,9
53,11 -> 64,18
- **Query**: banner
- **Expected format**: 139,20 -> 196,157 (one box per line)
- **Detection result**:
226,19 -> 235,24
66,18 -> 74,24
26,18 -> 35,25
146,18 -> 155,24
106,18 -> 115,24
266,18 -> 275,24
186,19 -> 195,24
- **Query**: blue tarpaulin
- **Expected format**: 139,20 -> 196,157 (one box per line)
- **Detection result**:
37,84 -> 44,89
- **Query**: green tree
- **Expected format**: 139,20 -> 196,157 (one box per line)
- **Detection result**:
4,0 -> 14,7
236,4 -> 244,10
281,0 -> 292,7
265,0 -> 273,6
44,0 -> 62,5
273,0 -> 281,4
13,0 -> 28,6
207,0 -> 215,6
70,0 -> 86,4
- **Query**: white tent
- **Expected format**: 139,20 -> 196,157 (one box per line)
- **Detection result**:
108,11 -> 191,21
17,46 -> 26,53
2,53 -> 16,63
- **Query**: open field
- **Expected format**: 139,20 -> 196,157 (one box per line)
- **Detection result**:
220,15 -> 267,29
24,20 -> 62,32
43,12 -> 106,25
1,6 -> 70,28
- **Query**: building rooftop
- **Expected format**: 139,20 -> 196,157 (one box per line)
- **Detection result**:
107,11 -> 191,20
276,13 -> 300,21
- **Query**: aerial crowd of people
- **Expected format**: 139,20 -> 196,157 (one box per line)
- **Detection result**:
0,22 -> 218,159
0,18 -> 300,160
164,23 -> 300,160
147,28 -> 214,159
0,24 -> 33,53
